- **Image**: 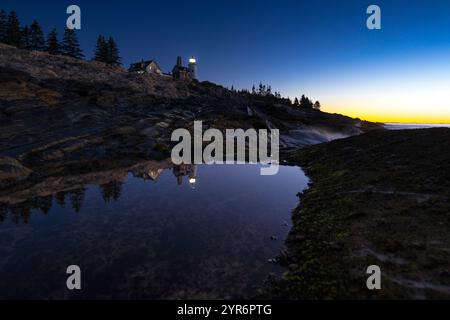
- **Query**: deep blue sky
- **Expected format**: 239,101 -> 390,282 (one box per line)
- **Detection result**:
2,0 -> 450,122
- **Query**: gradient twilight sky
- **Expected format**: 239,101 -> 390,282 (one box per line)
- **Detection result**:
2,0 -> 450,123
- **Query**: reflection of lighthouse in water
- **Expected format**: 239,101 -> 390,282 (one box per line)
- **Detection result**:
172,164 -> 198,189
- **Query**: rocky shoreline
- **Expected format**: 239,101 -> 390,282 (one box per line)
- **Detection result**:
4,43 -> 443,300
267,128 -> 450,299
0,43 -> 382,191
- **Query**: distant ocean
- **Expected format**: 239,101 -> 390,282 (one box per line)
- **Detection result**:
384,123 -> 450,130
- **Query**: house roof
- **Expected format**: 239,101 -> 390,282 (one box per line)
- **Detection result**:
128,60 -> 161,72
172,64 -> 189,73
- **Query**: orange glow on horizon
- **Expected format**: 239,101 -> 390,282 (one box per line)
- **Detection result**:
330,110 -> 450,124
285,53 -> 450,126
322,103 -> 450,125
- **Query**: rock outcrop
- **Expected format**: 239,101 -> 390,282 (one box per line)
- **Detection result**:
0,43 -> 382,194
270,128 -> 450,299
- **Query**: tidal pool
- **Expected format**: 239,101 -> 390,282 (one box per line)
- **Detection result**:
0,163 -> 308,299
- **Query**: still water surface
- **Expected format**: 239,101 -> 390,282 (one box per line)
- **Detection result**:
0,164 -> 308,299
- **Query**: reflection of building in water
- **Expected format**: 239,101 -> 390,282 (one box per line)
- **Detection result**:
142,168 -> 164,181
172,164 -> 198,188
130,159 -> 173,182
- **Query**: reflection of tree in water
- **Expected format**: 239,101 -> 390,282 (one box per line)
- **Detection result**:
4,194 -> 54,224
0,163 -> 197,224
55,191 -> 67,208
10,205 -> 32,224
0,203 -> 6,222
70,188 -> 86,213
100,180 -> 123,203
35,195 -> 53,214
0,182 -> 124,224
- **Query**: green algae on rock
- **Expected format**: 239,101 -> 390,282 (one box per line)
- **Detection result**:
270,128 -> 450,299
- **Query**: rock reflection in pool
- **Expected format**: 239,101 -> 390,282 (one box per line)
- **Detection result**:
0,164 -> 308,299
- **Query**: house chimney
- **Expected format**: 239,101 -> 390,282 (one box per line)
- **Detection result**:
176,56 -> 183,67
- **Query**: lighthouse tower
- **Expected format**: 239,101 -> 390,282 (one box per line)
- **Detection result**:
188,57 -> 198,80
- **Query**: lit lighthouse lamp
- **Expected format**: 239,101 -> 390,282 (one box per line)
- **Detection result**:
188,57 -> 198,80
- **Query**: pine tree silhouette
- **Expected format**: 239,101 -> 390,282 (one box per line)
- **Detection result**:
45,28 -> 60,55
4,11 -> 22,47
21,25 -> 31,49
0,9 -> 8,43
106,37 -> 121,66
300,94 -> 314,109
93,35 -> 121,66
93,35 -> 108,62
61,27 -> 84,59
29,20 -> 45,51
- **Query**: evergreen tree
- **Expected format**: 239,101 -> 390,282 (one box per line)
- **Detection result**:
258,82 -> 263,95
45,28 -> 60,55
293,97 -> 299,106
93,35 -> 108,62
106,36 -> 121,66
29,20 -> 45,51
21,25 -> 31,50
251,85 -> 256,95
61,27 -> 84,59
0,9 -> 7,43
300,94 -> 314,109
93,35 -> 121,65
4,11 -> 22,47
